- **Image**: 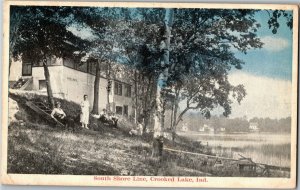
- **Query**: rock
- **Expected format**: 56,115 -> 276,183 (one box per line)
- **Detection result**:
120,169 -> 128,175
8,98 -> 19,125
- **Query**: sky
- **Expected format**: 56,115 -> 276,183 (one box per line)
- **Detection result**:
233,11 -> 293,81
223,10 -> 294,119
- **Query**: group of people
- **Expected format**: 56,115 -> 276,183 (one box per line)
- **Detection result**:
50,94 -> 147,136
50,94 -> 119,130
50,95 -> 90,129
92,108 -> 118,128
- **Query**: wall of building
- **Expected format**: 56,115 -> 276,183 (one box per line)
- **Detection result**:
9,60 -> 22,81
9,59 -> 133,117
113,91 -> 133,116
63,66 -> 133,116
62,66 -> 109,110
31,66 -> 65,98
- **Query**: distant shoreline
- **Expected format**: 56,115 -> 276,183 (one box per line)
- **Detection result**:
176,131 -> 291,135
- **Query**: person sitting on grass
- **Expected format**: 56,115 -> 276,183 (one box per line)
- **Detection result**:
91,109 -> 118,128
129,122 -> 143,136
50,101 -> 73,130
99,109 -> 109,123
110,112 -> 118,128
106,112 -> 118,128
91,109 -> 110,124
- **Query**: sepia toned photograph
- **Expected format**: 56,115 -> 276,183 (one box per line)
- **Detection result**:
1,1 -> 298,188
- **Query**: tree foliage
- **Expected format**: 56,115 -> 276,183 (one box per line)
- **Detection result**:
9,6 -> 293,133
11,6 -> 90,108
11,7 -> 89,63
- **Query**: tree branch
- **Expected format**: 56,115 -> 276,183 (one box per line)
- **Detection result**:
174,107 -> 190,127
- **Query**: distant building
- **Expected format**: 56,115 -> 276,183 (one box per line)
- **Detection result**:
249,122 -> 260,132
199,124 -> 214,133
220,127 -> 226,132
181,123 -> 189,132
198,124 -> 206,132
9,56 -> 133,117
163,128 -> 172,140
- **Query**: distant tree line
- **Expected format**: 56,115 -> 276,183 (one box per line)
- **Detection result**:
249,117 -> 291,133
179,113 -> 291,133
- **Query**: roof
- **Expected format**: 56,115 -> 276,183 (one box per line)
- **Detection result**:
238,159 -> 256,166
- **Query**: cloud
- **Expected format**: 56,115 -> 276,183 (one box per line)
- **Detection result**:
67,23 -> 98,41
261,36 -> 289,52
226,71 -> 292,119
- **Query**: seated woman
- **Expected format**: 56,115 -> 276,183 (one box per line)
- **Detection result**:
129,122 -> 143,136
51,102 -> 73,129
110,112 -> 118,128
99,109 -> 109,123
91,109 -> 118,128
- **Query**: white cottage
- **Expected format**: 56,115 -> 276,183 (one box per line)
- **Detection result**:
199,124 -> 215,133
181,123 -> 189,132
9,56 -> 133,117
249,122 -> 260,132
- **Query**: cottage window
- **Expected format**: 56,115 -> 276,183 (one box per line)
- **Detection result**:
123,105 -> 128,116
116,106 -> 123,115
124,84 -> 131,97
37,56 -> 61,66
88,61 -> 97,75
114,82 -> 122,96
39,80 -> 47,91
22,62 -> 32,76
77,61 -> 88,73
21,55 -> 32,75
48,56 -> 61,66
64,58 -> 75,68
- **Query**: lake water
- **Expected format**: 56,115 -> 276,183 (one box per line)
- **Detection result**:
178,132 -> 291,167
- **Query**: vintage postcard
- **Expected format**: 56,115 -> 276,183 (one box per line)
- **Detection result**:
1,1 -> 298,189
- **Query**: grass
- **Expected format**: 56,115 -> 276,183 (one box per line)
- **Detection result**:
8,122 -> 153,175
233,143 -> 291,167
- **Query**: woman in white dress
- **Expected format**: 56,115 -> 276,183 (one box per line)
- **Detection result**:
80,94 -> 90,129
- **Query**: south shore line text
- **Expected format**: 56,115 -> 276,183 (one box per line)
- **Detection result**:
94,176 -> 208,182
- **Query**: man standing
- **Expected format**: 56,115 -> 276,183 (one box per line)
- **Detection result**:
80,94 -> 90,129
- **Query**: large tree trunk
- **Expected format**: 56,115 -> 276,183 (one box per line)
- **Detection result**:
161,99 -> 167,132
152,8 -> 174,158
9,12 -> 22,76
144,77 -> 155,131
106,81 -> 110,112
9,52 -> 13,76
106,63 -> 111,112
170,100 -> 174,132
134,70 -> 138,123
171,87 -> 180,141
92,60 -> 101,114
142,76 -> 152,133
42,58 -> 55,109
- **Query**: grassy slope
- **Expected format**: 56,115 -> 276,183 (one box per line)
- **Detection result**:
7,91 -> 210,176
8,122 -> 155,175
